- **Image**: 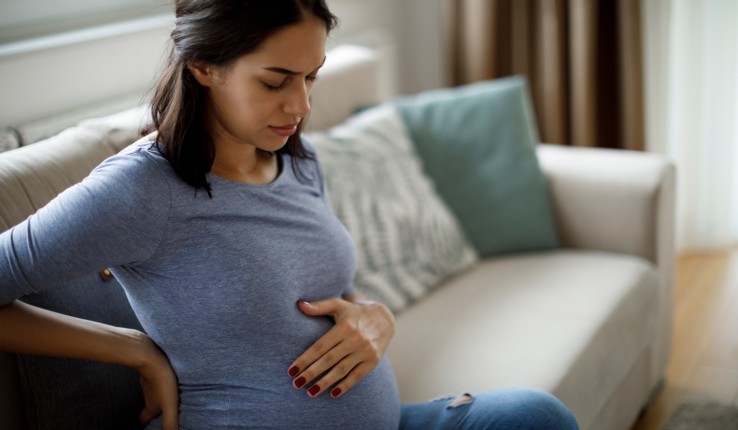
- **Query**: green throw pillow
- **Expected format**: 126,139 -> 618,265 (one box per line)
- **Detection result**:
394,76 -> 559,256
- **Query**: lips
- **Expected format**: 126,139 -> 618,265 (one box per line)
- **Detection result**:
269,124 -> 298,137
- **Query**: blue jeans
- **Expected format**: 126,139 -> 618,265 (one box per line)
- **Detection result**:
400,389 -> 579,430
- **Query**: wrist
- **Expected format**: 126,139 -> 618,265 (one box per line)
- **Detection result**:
119,328 -> 162,371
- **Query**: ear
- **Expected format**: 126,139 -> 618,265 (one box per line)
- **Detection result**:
187,61 -> 215,87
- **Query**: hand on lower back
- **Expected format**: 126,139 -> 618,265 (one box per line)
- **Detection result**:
136,336 -> 180,430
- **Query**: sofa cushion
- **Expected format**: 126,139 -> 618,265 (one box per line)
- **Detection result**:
394,76 -> 559,256
0,128 -> 22,153
78,105 -> 150,153
387,250 -> 658,429
306,105 -> 478,312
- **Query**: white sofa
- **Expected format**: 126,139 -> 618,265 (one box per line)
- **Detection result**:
0,45 -> 675,430
312,46 -> 675,430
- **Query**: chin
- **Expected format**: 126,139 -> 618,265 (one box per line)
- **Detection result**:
260,137 -> 291,153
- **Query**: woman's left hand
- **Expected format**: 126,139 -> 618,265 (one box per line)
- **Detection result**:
288,296 -> 395,398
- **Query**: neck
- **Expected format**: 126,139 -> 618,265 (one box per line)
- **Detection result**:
210,136 -> 280,185
211,136 -> 261,175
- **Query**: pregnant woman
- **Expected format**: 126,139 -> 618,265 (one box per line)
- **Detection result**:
0,1 -> 578,429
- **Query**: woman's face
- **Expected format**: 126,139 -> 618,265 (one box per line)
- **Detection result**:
191,15 -> 327,152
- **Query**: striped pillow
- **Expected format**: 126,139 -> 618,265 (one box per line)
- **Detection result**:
306,104 -> 478,312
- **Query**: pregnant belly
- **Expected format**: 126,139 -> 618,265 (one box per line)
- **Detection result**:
162,357 -> 400,430
148,310 -> 401,430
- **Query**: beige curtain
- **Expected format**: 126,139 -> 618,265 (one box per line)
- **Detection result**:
449,0 -> 644,150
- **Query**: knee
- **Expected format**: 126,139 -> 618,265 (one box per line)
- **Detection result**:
509,389 -> 579,430
475,389 -> 580,430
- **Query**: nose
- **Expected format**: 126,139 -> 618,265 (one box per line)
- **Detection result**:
284,82 -> 311,118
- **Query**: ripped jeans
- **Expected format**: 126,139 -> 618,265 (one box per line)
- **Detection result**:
399,389 -> 580,430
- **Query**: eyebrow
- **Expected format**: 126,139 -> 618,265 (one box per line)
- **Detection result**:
263,56 -> 327,75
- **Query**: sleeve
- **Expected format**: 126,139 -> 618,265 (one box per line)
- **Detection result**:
0,148 -> 172,306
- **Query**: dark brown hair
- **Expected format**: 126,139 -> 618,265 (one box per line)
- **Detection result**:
148,0 -> 337,196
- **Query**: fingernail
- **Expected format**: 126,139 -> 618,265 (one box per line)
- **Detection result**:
294,377 -> 306,388
308,385 -> 320,396
331,388 -> 342,398
288,366 -> 299,377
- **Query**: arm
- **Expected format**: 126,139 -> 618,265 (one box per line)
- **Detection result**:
0,301 -> 179,429
287,293 -> 395,398
0,146 -> 178,426
0,148 -> 170,301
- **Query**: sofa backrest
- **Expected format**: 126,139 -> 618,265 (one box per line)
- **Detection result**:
305,44 -> 387,131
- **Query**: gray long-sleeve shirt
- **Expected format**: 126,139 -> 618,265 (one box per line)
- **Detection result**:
0,140 -> 401,429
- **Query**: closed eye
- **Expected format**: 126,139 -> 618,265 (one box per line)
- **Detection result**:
263,74 -> 318,92
263,81 -> 285,92
262,75 -> 290,92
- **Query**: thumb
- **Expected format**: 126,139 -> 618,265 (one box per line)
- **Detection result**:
161,407 -> 179,430
140,405 -> 178,429
297,298 -> 345,318
138,409 -> 157,424
139,406 -> 159,425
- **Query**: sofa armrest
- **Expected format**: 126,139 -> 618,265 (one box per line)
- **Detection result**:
537,144 -> 675,265
537,143 -> 676,389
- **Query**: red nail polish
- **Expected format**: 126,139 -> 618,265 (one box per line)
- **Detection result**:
331,388 -> 342,397
308,385 -> 320,396
294,377 -> 306,388
288,366 -> 299,377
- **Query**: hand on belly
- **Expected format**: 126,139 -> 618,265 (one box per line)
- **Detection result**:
286,296 -> 395,398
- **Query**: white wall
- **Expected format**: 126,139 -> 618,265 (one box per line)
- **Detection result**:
395,0 -> 449,95
0,15 -> 172,129
328,0 -> 448,95
0,1 -> 449,130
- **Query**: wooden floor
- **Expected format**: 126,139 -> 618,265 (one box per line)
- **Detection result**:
631,248 -> 738,430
